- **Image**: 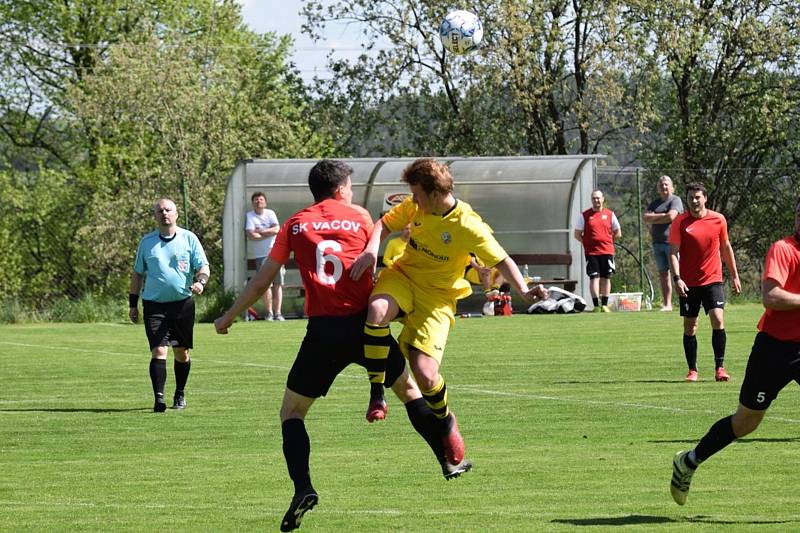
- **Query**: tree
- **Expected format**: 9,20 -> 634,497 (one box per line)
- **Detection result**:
302,0 -> 654,158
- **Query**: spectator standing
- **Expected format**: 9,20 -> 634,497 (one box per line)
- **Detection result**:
669,182 -> 741,382
670,196 -> 800,505
643,175 -> 684,311
246,192 -> 284,320
129,198 -> 210,412
574,189 -> 622,312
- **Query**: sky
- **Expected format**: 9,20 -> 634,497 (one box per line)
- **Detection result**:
237,0 -> 365,82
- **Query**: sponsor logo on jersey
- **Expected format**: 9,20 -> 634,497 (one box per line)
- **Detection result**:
291,220 -> 362,234
408,238 -> 450,262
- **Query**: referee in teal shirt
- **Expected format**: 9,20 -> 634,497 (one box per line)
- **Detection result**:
130,198 -> 210,412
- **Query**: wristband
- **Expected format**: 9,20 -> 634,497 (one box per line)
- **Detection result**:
129,294 -> 139,308
672,275 -> 681,283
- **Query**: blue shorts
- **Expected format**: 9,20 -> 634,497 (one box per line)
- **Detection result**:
652,242 -> 671,273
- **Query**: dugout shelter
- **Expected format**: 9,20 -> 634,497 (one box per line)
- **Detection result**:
222,156 -> 605,313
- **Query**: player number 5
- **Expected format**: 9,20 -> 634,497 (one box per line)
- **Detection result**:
316,240 -> 343,285
756,391 -> 766,404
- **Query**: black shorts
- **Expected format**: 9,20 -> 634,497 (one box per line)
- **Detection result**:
286,313 -> 407,399
585,254 -> 615,279
739,332 -> 800,410
142,297 -> 195,351
679,282 -> 725,317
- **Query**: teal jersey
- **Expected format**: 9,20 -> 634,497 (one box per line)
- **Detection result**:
134,227 -> 208,302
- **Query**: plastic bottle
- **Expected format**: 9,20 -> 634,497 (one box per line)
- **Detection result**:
522,264 -> 530,283
460,313 -> 483,318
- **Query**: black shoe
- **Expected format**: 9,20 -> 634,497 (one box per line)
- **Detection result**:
441,458 -> 473,480
153,394 -> 167,413
280,488 -> 318,532
172,392 -> 186,410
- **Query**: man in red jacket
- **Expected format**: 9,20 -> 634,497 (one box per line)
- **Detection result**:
574,189 -> 622,312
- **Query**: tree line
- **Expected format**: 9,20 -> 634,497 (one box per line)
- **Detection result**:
1,0 -> 798,310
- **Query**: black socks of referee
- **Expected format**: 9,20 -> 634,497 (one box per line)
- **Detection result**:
174,359 -> 191,395
149,358 -> 167,397
282,418 -> 313,494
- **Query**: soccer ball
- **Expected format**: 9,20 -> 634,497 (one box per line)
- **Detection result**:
439,10 -> 483,55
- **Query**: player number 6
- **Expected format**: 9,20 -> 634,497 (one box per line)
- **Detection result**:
316,240 -> 343,285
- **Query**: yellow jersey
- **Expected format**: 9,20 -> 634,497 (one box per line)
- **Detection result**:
382,197 -> 507,299
382,236 -> 408,268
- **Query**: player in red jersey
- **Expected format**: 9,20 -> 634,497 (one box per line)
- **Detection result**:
670,195 -> 800,505
214,160 -> 450,532
669,182 -> 741,382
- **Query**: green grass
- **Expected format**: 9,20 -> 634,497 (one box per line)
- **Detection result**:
2,305 -> 799,531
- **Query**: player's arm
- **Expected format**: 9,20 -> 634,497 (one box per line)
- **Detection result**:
494,257 -> 547,303
214,258 -> 282,334
573,229 -> 583,243
762,277 -> 800,310
129,271 -> 144,323
720,238 -> 741,294
669,243 -> 687,297
350,219 -> 390,280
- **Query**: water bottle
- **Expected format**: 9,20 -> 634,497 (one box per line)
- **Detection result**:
522,264 -> 530,283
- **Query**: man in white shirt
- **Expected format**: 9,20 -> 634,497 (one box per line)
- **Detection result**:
245,192 -> 284,320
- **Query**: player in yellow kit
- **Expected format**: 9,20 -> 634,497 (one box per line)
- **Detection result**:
351,158 -> 545,478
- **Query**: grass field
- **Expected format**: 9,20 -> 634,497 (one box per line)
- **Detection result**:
2,304 -> 799,532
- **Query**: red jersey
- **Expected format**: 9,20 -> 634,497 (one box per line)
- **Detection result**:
580,208 -> 616,255
669,210 -> 728,286
269,199 -> 374,317
758,236 -> 800,342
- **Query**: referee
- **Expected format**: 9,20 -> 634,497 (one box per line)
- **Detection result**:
129,198 -> 210,412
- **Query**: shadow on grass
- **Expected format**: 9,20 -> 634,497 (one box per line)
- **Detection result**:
552,379 -> 677,384
0,407 -> 149,413
553,515 -> 800,526
650,437 -> 800,444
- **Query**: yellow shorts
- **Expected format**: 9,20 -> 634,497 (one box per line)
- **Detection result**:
373,268 -> 456,364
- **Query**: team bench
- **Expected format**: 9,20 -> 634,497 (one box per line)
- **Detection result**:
507,253 -> 577,292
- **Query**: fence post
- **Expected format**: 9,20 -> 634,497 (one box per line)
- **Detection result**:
636,168 -> 645,297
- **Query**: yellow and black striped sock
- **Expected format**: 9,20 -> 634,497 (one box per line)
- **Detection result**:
363,322 -> 391,397
421,376 -> 449,420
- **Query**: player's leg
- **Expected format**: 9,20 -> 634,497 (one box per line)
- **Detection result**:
671,331 -> 793,505
279,388 -> 318,532
680,287 -> 701,380
585,255 -> 601,310
705,284 -> 729,380
599,277 -> 611,311
363,269 -> 410,421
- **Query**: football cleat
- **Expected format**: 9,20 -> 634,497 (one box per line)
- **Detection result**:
441,415 -> 465,465
366,398 -> 388,423
670,451 -> 696,505
153,394 -> 167,413
592,306 -> 602,313
442,458 -> 473,480
600,305 -> 611,313
715,367 -> 730,382
685,370 -> 698,382
280,488 -> 318,532
274,314 -> 286,321
172,392 -> 186,410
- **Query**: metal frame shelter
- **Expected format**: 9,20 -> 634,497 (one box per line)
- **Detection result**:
222,156 -> 605,306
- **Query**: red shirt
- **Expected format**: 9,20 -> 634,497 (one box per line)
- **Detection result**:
581,208 -> 616,255
669,210 -> 728,286
758,236 -> 800,342
269,199 -> 374,317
